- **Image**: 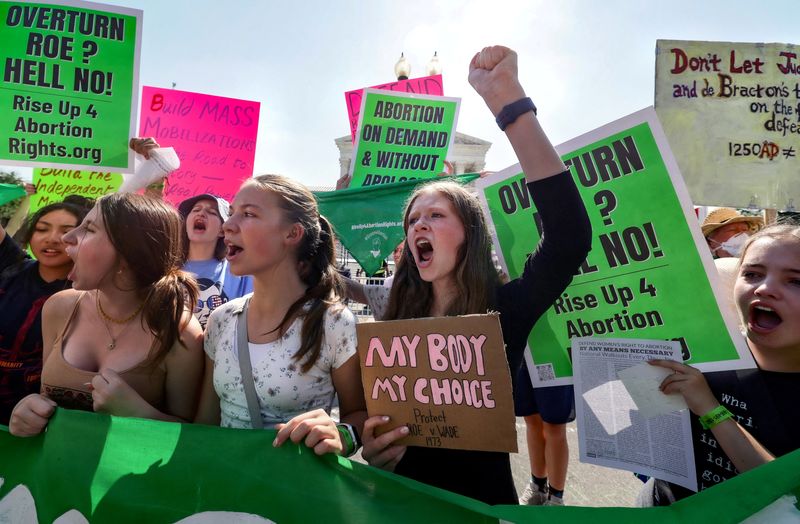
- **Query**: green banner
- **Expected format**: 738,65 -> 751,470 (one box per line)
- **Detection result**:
476,108 -> 754,387
316,174 -> 478,276
349,89 -> 460,188
1,409 -> 799,522
0,0 -> 142,171
0,182 -> 25,206
29,167 -> 121,213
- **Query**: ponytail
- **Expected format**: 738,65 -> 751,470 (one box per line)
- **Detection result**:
273,215 -> 345,373
141,269 -> 199,365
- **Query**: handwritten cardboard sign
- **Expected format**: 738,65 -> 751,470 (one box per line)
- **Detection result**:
138,86 -> 260,205
357,314 -> 517,453
655,39 -> 800,210
345,74 -> 443,142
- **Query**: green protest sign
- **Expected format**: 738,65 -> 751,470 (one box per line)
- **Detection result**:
476,108 -> 754,387
0,182 -> 25,206
1,409 -> 799,522
0,0 -> 142,171
316,174 -> 478,276
30,167 -> 121,212
349,88 -> 459,188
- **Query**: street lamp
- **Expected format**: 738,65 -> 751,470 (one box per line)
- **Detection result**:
426,52 -> 442,76
394,53 -> 411,80
394,52 -> 442,80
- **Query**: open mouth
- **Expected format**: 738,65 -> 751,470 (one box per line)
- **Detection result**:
749,304 -> 782,333
193,219 -> 207,233
65,246 -> 78,281
66,256 -> 78,280
39,248 -> 62,257
415,239 -> 433,267
225,242 -> 243,260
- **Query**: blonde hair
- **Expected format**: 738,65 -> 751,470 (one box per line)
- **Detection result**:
738,223 -> 800,267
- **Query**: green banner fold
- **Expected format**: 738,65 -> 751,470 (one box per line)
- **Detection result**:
0,183 -> 26,207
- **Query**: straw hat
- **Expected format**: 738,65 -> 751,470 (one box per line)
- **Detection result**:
701,207 -> 763,238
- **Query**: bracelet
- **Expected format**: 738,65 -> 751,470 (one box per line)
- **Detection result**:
699,405 -> 734,430
336,423 -> 361,457
495,97 -> 537,131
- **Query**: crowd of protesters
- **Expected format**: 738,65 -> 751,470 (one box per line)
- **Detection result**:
1,45 -> 797,509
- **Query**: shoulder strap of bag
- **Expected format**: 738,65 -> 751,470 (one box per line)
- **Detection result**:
236,297 -> 264,429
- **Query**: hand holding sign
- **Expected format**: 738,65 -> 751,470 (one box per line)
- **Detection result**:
361,415 -> 408,471
335,174 -> 352,191
129,137 -> 159,159
648,359 -> 720,416
617,361 -> 687,418
468,46 -> 526,116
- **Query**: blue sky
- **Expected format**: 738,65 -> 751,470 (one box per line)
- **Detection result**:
4,0 -> 798,186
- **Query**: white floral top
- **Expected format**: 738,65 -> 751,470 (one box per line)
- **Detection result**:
204,296 -> 357,429
364,284 -> 391,320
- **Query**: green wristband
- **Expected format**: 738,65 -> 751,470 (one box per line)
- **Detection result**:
699,405 -> 734,430
337,424 -> 356,457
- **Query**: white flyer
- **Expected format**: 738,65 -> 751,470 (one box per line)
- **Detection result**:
572,337 -> 697,491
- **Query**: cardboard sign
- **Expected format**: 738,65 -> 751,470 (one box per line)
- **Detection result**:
357,314 -> 517,453
30,167 -> 121,212
0,0 -> 142,171
476,108 -> 754,387
138,86 -> 260,205
655,39 -> 800,210
345,75 -> 443,142
348,89 -> 459,188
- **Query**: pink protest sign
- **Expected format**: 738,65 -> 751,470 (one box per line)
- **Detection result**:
139,87 -> 260,205
345,74 -> 443,141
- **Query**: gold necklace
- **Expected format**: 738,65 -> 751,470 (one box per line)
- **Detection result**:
98,315 -> 133,350
96,292 -> 145,324
95,292 -> 143,350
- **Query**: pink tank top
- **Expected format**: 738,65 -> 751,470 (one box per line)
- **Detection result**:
41,292 -> 166,411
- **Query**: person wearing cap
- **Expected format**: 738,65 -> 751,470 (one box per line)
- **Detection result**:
179,194 -> 253,328
702,207 -> 764,259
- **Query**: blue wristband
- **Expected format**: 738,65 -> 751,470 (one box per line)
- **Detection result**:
496,97 -> 537,131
